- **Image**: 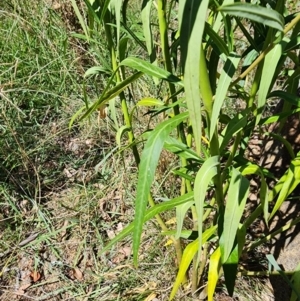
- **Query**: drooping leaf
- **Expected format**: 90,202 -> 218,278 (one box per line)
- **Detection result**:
116,125 -> 130,147
175,201 -> 194,239
218,3 -> 284,32
133,112 -> 189,265
164,136 -> 203,162
268,90 -> 300,107
120,57 -> 182,84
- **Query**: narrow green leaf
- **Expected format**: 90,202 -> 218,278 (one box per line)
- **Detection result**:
84,66 -> 111,77
80,72 -> 143,121
169,226 -> 217,300
260,108 -> 300,125
205,22 -> 229,57
101,192 -> 194,253
120,57 -> 182,84
141,0 -> 157,77
269,155 -> 300,220
164,136 -> 203,162
110,0 -> 122,47
218,3 -> 284,32
284,35 -> 300,53
223,243 -> 239,296
116,125 -> 130,147
219,110 -> 250,153
210,53 -> 240,139
70,0 -> 90,41
194,156 -> 219,255
256,41 -> 283,124
137,97 -> 164,107
179,0 -> 209,154
175,201 -> 194,239
99,0 -> 112,24
240,164 -> 269,223
133,112 -> 189,265
207,246 -> 222,301
220,168 -> 249,263
268,90 -> 300,107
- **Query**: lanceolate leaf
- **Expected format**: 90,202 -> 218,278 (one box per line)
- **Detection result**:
220,168 -> 249,263
137,97 -> 164,107
256,41 -> 284,124
194,156 -> 219,255
210,52 -> 240,139
179,0 -> 209,155
133,112 -> 189,265
120,57 -> 182,84
101,191 -> 194,253
218,3 -> 284,32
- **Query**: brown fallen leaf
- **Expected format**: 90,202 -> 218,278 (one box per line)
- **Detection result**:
30,270 -> 41,283
73,267 -> 83,281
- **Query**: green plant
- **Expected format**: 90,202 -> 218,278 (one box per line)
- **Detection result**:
72,0 -> 300,299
